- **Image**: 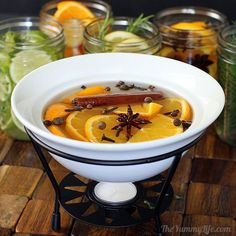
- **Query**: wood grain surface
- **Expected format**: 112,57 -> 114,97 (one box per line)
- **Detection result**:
0,127 -> 236,236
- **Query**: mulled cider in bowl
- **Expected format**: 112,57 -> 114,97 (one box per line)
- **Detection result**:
11,53 -> 224,183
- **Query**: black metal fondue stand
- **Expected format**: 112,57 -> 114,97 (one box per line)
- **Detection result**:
25,128 -> 202,236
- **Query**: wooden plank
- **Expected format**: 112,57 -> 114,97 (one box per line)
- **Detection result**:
3,141 -> 51,169
194,127 -> 232,161
169,183 -> 188,214
231,147 -> 236,161
0,165 -> 9,183
49,158 -> 70,172
191,159 -> 236,187
182,215 -> 235,236
173,152 -> 192,184
161,212 -> 183,236
125,219 -> 157,236
0,165 -> 43,197
0,194 -> 28,229
71,221 -> 126,236
0,227 -> 12,236
16,199 -> 73,235
162,148 -> 193,184
33,171 -> 69,200
124,212 -> 183,236
186,183 -> 236,218
0,132 -> 13,164
12,234 -> 30,236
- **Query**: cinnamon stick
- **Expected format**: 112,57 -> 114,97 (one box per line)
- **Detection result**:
72,92 -> 163,107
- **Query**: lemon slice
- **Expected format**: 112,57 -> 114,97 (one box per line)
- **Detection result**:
0,72 -> 12,102
10,50 -> 52,83
104,31 -> 140,43
112,37 -> 149,52
128,114 -> 183,143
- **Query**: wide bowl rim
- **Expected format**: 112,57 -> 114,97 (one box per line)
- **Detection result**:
11,53 -> 225,156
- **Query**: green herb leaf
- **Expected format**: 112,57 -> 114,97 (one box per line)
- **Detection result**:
97,14 -> 114,40
126,14 -> 154,34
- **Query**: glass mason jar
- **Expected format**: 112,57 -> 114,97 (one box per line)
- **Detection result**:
154,7 -> 228,78
40,0 -> 112,57
215,25 -> 236,146
0,17 -> 64,140
83,17 -> 161,54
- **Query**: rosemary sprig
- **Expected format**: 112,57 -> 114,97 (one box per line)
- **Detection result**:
126,14 -> 154,34
97,14 -> 114,40
97,14 -> 154,40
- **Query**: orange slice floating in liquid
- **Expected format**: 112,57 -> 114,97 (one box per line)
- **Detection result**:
158,97 -> 192,121
128,114 -> 183,143
48,125 -> 68,138
44,103 -> 72,121
63,86 -> 110,104
85,115 -> 129,143
65,108 -> 103,141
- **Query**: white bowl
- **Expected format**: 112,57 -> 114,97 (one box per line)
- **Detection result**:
11,53 -> 224,182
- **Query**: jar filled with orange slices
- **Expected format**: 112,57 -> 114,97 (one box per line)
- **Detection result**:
83,15 -> 161,54
154,7 -> 228,78
40,0 -> 111,57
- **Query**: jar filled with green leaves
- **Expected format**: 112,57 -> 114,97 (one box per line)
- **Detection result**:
0,17 -> 64,140
83,15 -> 161,55
215,25 -> 236,146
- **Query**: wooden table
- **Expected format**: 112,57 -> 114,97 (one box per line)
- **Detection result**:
0,127 -> 235,236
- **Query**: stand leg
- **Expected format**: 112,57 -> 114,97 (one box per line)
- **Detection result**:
27,131 -> 61,231
52,196 -> 61,231
154,153 -> 182,235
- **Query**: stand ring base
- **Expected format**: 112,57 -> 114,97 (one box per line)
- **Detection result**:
59,172 -> 173,227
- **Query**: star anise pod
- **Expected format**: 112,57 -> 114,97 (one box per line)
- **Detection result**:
187,54 -> 213,73
112,105 -> 151,140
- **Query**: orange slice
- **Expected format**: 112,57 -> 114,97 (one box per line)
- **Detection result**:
171,21 -> 214,37
113,103 -> 162,119
85,115 -> 128,143
63,86 -> 110,104
54,1 -> 95,24
129,114 -> 183,143
65,108 -> 102,141
171,21 -> 208,31
44,103 -> 72,121
48,125 -> 68,138
158,97 -> 192,121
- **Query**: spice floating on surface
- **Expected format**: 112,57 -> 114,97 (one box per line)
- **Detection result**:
144,97 -> 153,103
101,134 -> 115,143
112,105 -> 151,140
98,121 -> 106,130
43,83 -> 192,143
72,92 -> 163,107
101,106 -> 118,115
